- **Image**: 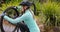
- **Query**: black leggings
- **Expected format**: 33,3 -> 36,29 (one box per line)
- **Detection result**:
19,23 -> 30,32
13,23 -> 30,32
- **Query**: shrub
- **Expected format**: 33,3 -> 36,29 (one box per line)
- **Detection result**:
41,2 -> 60,26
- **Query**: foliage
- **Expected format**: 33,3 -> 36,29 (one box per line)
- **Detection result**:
40,2 -> 60,26
1,0 -> 22,11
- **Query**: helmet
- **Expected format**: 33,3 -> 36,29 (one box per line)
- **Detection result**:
19,1 -> 32,6
19,1 -> 36,15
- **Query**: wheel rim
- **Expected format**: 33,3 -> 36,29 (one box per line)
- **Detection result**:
0,6 -> 19,32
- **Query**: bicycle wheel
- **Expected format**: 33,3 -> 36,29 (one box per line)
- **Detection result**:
0,6 -> 19,32
0,6 -> 30,32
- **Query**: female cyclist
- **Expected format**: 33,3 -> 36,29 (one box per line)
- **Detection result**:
3,1 -> 40,32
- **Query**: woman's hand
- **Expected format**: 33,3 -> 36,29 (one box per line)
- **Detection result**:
1,13 -> 6,17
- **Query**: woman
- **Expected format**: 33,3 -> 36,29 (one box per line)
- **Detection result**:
3,1 -> 40,32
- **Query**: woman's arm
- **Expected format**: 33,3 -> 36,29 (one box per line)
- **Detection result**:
4,12 -> 29,24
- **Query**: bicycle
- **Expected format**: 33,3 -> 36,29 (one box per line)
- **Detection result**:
0,6 -> 29,32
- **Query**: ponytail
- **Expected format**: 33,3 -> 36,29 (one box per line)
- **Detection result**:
32,3 -> 36,15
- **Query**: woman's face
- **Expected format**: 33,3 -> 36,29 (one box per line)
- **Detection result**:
21,6 -> 28,12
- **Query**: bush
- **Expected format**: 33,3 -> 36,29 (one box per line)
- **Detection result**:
1,0 -> 22,11
40,2 -> 60,26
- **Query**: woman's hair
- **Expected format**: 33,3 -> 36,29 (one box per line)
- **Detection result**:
26,6 -> 30,9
